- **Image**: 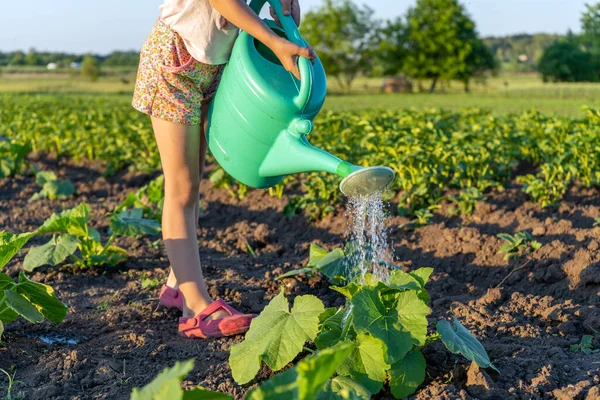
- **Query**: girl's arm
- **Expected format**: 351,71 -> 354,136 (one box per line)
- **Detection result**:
209,0 -> 315,79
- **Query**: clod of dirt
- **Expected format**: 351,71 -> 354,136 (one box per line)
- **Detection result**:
476,288 -> 505,308
534,262 -> 566,283
465,361 -> 508,400
587,386 -> 600,400
240,289 -> 266,313
579,262 -> 600,286
552,381 -> 592,400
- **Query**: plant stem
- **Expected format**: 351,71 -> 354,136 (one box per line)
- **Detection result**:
495,258 -> 532,289
99,234 -> 116,255
341,307 -> 354,340
303,346 -> 315,354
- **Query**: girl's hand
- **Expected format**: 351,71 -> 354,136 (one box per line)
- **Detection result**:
270,0 -> 301,27
270,37 -> 316,80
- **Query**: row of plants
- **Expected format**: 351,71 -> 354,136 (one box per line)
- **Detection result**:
0,201 -> 162,340
4,94 -> 600,219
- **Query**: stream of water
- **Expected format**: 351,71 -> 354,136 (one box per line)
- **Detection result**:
346,192 -> 394,283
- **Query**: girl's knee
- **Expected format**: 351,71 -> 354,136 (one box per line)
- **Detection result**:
164,175 -> 200,208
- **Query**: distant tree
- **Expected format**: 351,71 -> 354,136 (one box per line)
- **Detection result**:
25,48 -> 43,66
9,51 -> 26,66
403,0 -> 493,93
301,0 -> 378,92
538,40 -> 596,82
581,3 -> 600,56
102,50 -> 140,67
81,55 -> 101,81
373,17 -> 408,76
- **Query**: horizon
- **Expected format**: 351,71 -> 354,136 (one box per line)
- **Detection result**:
1,0 -> 587,54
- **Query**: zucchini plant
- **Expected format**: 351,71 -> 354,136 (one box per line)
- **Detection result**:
230,246 -> 496,399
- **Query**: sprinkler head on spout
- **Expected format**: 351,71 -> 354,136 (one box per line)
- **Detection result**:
339,166 -> 395,197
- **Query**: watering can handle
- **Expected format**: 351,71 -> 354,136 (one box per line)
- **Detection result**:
249,0 -> 313,110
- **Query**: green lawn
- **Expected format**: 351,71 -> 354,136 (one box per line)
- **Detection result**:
1,72 -> 599,117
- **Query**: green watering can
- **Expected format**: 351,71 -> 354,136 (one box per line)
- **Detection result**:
206,0 -> 394,196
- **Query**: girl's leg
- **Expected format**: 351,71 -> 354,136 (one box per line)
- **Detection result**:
164,102 -> 209,290
152,114 -> 225,319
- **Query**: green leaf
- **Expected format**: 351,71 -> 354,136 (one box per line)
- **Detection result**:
330,282 -> 361,299
308,244 -> 329,265
23,234 -> 79,271
110,208 -> 162,237
497,233 -> 514,243
246,342 -> 354,400
35,171 -> 57,185
4,289 -> 44,323
408,267 -> 434,288
352,287 -> 429,364
0,273 -> 15,291
0,231 -> 36,269
38,203 -> 90,237
437,317 -> 496,371
389,349 -> 426,399
387,270 -> 421,291
208,168 -> 227,185
317,376 -> 371,400
309,244 -> 352,283
15,272 -> 67,323
146,175 -> 165,203
0,274 -> 19,324
336,334 -> 388,394
131,359 -> 223,400
276,268 -> 315,280
43,180 -> 76,200
229,289 -> 325,385
315,307 -> 348,350
530,240 -> 542,251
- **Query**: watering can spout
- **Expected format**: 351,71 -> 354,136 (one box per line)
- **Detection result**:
258,119 -> 359,179
258,119 -> 395,197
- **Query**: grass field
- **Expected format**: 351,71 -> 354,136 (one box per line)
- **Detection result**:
1,71 -> 599,116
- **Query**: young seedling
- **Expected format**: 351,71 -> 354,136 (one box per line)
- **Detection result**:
141,278 -> 160,290
448,187 -> 483,216
497,231 -> 542,261
570,335 -> 597,355
0,137 -> 31,179
0,368 -> 23,400
29,170 -> 75,203
414,208 -> 434,226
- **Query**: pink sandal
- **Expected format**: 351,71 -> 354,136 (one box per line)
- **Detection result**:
159,285 -> 184,311
178,299 -> 256,339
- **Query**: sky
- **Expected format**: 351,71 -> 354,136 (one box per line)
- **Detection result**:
0,0 -> 589,54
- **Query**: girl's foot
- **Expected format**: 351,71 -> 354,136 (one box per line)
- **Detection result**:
178,299 -> 256,339
159,285 -> 236,321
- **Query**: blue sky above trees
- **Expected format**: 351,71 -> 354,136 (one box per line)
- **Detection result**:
1,0 -> 588,54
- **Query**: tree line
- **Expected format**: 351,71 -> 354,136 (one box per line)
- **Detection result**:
0,50 -> 139,68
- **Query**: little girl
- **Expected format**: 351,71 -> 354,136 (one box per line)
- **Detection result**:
132,0 -> 315,339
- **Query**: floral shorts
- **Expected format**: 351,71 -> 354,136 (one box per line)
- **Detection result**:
132,19 -> 225,125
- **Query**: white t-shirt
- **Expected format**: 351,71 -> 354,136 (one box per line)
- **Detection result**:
160,0 -> 240,65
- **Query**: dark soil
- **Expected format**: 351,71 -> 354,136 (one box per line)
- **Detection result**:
1,154 -> 599,400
